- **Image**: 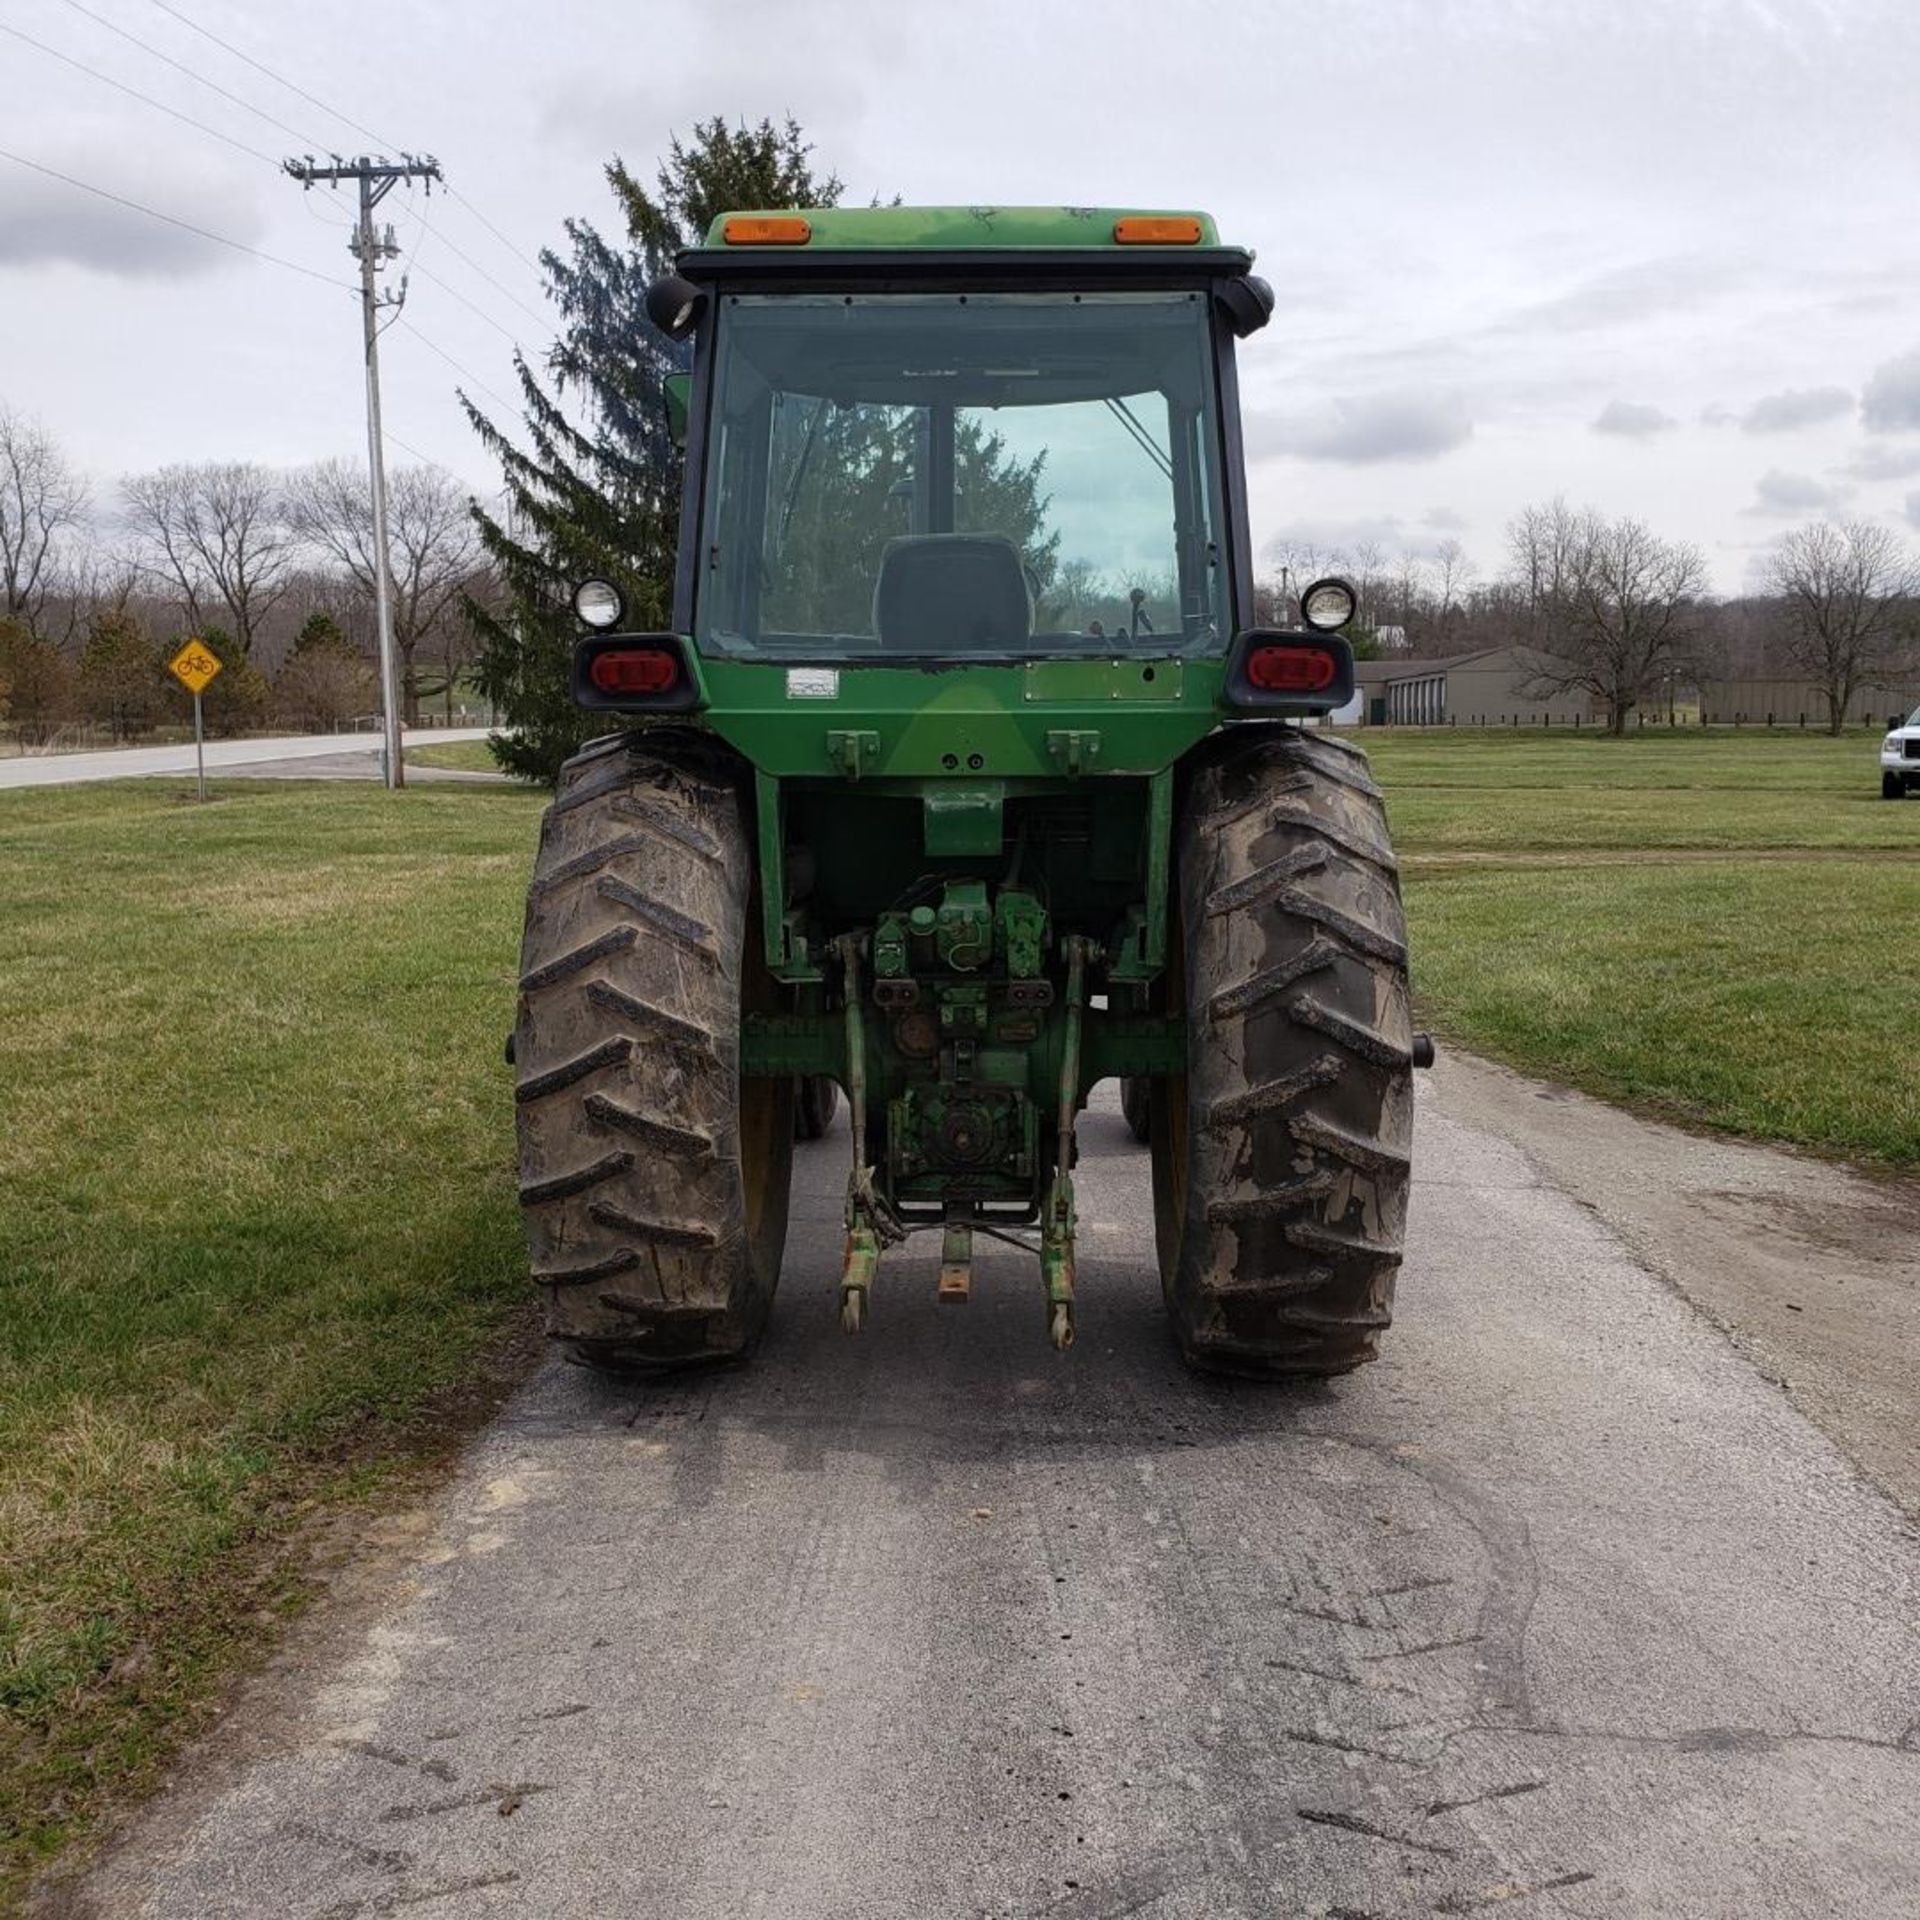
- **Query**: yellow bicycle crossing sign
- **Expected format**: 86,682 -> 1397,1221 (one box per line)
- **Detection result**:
168,639 -> 223,695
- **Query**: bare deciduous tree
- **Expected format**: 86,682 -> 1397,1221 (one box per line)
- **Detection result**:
1763,520 -> 1919,733
285,460 -> 481,723
1512,504 -> 1708,733
1431,537 -> 1476,649
121,462 -> 295,653
1261,539 -> 1339,623
0,405 -> 91,632
1507,496 -> 1584,633
273,645 -> 377,731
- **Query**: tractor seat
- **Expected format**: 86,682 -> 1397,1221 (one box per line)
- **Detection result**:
872,535 -> 1032,654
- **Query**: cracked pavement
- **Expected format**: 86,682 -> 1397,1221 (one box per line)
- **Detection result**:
54,1068 -> 1920,1919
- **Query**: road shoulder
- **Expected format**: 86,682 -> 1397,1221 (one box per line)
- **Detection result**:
1433,1048 -> 1920,1518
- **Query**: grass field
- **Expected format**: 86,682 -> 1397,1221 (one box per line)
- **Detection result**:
406,738 -> 510,775
0,778 -> 546,1900
1364,729 -> 1920,1164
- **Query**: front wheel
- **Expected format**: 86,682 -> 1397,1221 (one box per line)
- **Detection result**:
1152,728 -> 1415,1376
1884,771 -> 1907,800
1119,1077 -> 1152,1145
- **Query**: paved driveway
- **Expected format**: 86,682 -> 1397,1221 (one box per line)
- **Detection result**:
58,1072 -> 1920,1920
0,728 -> 495,789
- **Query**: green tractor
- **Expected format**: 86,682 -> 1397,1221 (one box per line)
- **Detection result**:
512,206 -> 1423,1374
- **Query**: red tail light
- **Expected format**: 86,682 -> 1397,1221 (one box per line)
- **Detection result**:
1245,644 -> 1338,693
588,648 -> 679,695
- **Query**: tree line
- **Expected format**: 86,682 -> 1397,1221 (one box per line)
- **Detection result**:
1263,507 -> 1919,735
0,410 -> 489,746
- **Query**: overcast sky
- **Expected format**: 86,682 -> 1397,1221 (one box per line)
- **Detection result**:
4,0 -> 1919,592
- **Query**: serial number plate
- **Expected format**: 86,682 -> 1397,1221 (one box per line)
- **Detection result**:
787,668 -> 840,699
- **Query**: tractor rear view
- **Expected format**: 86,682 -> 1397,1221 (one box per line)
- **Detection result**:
511,206 -> 1420,1373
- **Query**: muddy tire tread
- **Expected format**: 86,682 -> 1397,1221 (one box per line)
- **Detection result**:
1159,726 -> 1414,1376
513,736 -> 791,1368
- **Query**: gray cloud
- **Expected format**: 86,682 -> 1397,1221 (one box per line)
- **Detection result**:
1422,506 -> 1469,531
1592,399 -> 1676,437
0,151 -> 264,279
1500,254 -> 1753,337
537,0 -> 886,164
1251,390 -> 1472,465
1861,346 -> 1920,433
1837,444 -> 1920,482
1906,492 -> 1920,531
1263,516 -> 1411,557
1740,385 -> 1852,432
1699,403 -> 1738,427
1743,469 -> 1849,517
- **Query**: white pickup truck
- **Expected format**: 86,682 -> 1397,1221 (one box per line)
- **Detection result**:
1883,706 -> 1920,799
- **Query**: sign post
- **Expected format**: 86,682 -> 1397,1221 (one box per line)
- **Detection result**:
166,639 -> 223,801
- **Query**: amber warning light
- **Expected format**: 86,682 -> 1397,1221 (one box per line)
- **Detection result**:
723,216 -> 813,245
1112,215 -> 1202,245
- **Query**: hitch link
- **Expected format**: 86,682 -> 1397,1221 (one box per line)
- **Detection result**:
836,932 -> 892,1333
938,1212 -> 974,1305
1039,936 -> 1092,1352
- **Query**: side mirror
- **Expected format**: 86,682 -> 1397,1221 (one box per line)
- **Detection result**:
664,373 -> 691,452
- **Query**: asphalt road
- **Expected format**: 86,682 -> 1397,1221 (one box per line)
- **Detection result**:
63,1072 -> 1920,1920
0,728 -> 493,788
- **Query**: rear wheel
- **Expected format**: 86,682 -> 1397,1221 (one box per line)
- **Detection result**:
796,1075 -> 841,1140
1153,728 -> 1414,1375
513,733 -> 794,1369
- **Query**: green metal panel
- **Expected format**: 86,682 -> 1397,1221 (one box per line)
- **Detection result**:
697,656 -> 1228,779
921,781 -> 1005,856
702,206 -> 1222,250
1023,659 -> 1185,704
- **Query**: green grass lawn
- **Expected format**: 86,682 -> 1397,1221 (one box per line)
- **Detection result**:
0,778 -> 546,1901
406,738 -> 512,775
1363,728 -> 1920,1164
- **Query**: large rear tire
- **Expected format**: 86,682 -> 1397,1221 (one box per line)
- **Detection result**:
795,1075 -> 840,1140
1153,728 -> 1414,1375
512,733 -> 794,1370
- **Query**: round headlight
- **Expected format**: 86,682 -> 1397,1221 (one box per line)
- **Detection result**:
573,579 -> 624,630
1299,577 -> 1358,632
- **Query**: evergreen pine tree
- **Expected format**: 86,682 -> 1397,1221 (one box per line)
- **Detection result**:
291,610 -> 355,657
465,118 -> 844,782
77,609 -> 165,740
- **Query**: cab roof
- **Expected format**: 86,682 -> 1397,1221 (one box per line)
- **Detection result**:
700,205 -> 1228,251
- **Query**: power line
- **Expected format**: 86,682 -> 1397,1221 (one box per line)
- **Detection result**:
145,0 -> 400,152
117,0 -> 552,335
445,184 -> 544,275
393,319 -> 522,418
409,262 -> 524,345
0,19 -> 279,167
55,0 -> 328,150
381,426 -> 464,480
0,143 -> 349,288
404,197 -> 547,328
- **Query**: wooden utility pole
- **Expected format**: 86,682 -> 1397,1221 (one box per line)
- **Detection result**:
284,153 -> 441,789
